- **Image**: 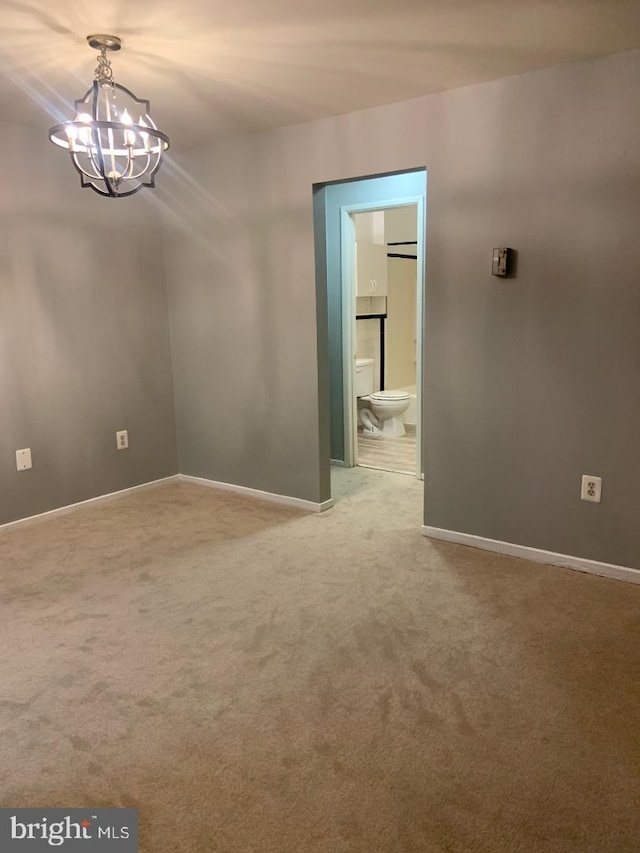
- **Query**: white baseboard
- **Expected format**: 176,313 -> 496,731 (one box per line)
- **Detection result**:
178,474 -> 334,513
422,526 -> 640,586
0,475 -> 179,533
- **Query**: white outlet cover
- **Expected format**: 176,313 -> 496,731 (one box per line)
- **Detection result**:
116,430 -> 129,450
581,474 -> 602,503
16,448 -> 32,471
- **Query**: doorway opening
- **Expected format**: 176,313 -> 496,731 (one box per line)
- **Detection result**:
313,169 -> 427,498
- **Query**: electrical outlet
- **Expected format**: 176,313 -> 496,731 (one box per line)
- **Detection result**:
116,430 -> 129,450
16,448 -> 32,471
581,475 -> 602,503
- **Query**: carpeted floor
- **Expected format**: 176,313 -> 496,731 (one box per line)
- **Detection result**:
0,468 -> 638,852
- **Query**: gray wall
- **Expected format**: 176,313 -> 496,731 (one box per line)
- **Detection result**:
0,122 -> 178,525
160,136 -> 328,503
163,49 -> 640,568
423,52 -> 640,568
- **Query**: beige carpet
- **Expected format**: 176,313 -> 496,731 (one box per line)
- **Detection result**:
0,469 -> 638,852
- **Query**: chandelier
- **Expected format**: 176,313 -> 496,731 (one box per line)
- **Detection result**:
49,35 -> 169,198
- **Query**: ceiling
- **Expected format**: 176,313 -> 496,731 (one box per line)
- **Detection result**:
2,0 -> 640,151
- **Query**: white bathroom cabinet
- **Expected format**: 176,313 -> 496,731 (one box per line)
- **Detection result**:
355,241 -> 388,297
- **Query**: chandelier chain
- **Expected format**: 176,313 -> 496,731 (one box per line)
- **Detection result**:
94,48 -> 114,85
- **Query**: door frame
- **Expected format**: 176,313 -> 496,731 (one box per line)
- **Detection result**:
340,194 -> 426,476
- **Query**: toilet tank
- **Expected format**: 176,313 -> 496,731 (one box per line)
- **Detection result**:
354,358 -> 375,397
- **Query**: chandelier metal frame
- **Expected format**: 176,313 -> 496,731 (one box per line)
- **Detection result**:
48,35 -> 170,198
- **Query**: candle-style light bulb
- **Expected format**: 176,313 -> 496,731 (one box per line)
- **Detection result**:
121,109 -> 136,148
76,113 -> 93,147
65,124 -> 78,150
138,117 -> 150,152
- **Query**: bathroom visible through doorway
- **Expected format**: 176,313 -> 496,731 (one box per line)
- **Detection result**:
351,207 -> 420,476
312,168 -> 426,500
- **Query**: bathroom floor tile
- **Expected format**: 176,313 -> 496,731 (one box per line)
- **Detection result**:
357,426 -> 416,475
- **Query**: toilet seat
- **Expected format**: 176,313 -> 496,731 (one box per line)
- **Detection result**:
370,390 -> 410,402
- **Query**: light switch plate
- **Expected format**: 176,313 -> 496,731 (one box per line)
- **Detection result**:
492,247 -> 513,276
16,448 -> 32,471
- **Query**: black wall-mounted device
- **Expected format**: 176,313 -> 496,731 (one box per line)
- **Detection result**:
492,248 -> 513,277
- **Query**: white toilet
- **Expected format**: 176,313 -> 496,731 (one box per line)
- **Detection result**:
368,389 -> 411,437
355,358 -> 410,437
